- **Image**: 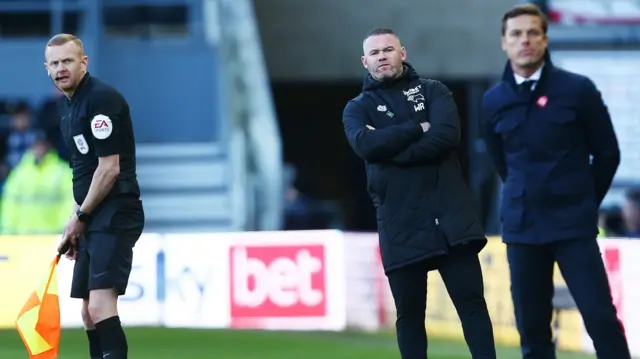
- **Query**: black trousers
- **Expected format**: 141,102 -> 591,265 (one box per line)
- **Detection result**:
387,248 -> 496,359
508,237 -> 630,359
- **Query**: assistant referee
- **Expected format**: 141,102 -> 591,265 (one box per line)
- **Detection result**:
46,33 -> 144,359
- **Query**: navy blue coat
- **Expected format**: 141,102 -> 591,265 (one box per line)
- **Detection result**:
481,51 -> 620,244
343,62 -> 487,272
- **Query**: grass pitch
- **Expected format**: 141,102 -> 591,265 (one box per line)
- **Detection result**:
0,327 -> 596,359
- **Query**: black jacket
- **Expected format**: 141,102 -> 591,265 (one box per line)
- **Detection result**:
481,51 -> 620,244
343,62 -> 487,272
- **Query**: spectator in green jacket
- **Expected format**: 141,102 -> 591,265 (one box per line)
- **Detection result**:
0,136 -> 74,234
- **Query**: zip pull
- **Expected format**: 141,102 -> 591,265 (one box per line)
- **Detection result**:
435,218 -> 439,225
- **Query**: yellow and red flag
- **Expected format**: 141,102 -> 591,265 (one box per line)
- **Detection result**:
15,254 -> 62,359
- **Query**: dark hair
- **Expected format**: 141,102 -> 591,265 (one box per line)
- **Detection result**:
364,27 -> 398,41
8,100 -> 30,115
501,3 -> 548,35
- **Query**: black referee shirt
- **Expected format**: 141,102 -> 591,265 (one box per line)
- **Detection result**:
59,72 -> 140,205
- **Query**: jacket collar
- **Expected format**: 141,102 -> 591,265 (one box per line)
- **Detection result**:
18,150 -> 60,169
362,61 -> 420,91
501,49 -> 553,89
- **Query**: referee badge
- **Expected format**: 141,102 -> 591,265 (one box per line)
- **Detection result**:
73,134 -> 89,154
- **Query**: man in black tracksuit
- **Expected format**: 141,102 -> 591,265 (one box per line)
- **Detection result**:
481,4 -> 630,359
343,28 -> 496,359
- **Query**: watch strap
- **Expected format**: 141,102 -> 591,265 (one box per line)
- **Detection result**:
76,209 -> 91,223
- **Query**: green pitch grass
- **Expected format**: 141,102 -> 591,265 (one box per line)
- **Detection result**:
0,327 -> 596,359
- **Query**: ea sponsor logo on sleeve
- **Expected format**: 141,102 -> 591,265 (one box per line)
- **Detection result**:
91,114 -> 112,140
229,245 -> 326,319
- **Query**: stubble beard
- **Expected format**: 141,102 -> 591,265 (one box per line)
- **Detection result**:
373,65 -> 402,81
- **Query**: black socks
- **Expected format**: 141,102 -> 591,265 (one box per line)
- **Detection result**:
86,329 -> 102,359
95,316 -> 128,359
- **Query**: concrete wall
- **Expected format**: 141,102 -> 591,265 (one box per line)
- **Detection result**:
253,0 -> 517,81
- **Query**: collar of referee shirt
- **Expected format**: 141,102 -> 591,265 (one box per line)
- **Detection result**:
502,49 -> 553,92
67,72 -> 92,104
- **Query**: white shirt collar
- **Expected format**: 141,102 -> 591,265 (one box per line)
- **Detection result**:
514,63 -> 544,85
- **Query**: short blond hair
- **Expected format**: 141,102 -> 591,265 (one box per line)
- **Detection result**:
45,33 -> 85,55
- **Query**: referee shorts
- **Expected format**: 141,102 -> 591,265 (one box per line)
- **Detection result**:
70,196 -> 144,299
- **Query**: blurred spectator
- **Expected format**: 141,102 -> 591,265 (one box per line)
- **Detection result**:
37,89 -> 69,162
0,136 -> 74,234
0,101 -> 14,190
283,164 -> 342,230
621,189 -> 640,238
0,156 -> 8,191
5,101 -> 43,169
599,206 -> 625,237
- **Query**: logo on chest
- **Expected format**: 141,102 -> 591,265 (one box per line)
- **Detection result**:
403,85 -> 425,112
73,134 -> 89,154
376,105 -> 394,118
536,95 -> 548,108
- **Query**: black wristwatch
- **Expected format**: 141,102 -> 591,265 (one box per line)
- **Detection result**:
76,209 -> 91,223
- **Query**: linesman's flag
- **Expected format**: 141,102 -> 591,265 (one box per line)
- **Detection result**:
15,254 -> 63,359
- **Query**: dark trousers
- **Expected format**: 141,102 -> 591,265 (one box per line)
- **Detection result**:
387,249 -> 496,359
507,237 -> 630,359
